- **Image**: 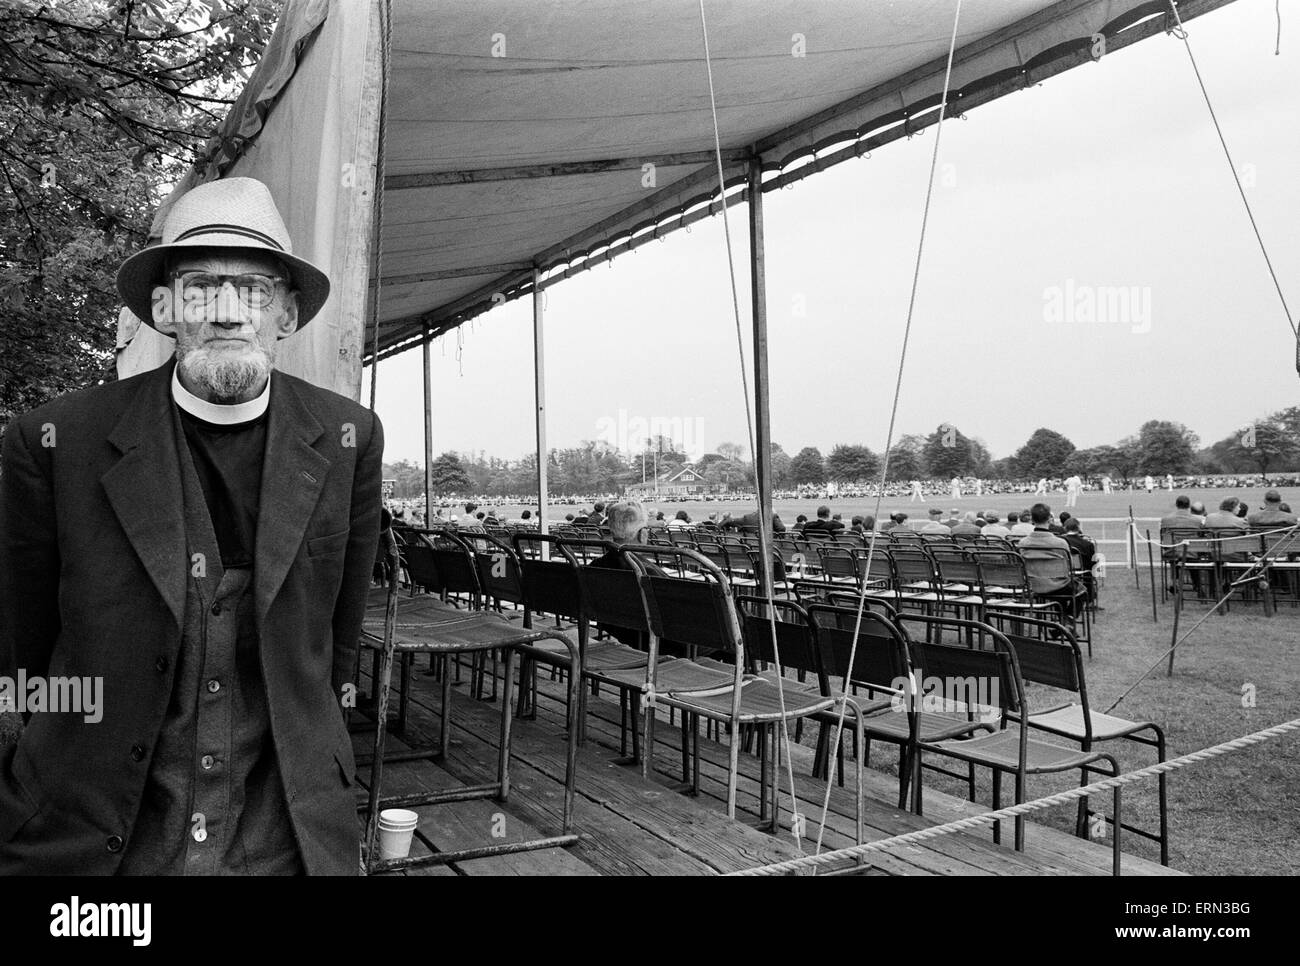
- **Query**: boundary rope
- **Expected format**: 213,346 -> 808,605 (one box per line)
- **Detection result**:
727,716 -> 1300,875
811,0 -> 965,857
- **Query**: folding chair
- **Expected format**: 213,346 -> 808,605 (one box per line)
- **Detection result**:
900,614 -> 1124,874
1261,526 -> 1300,611
804,603 -> 968,809
734,596 -> 866,834
509,533 -> 648,733
620,546 -> 856,828
996,615 -> 1168,865
1019,546 -> 1092,653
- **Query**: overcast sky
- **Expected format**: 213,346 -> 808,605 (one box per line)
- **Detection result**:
363,0 -> 1298,467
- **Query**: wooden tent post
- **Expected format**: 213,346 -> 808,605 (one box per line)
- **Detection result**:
748,158 -> 773,577
423,323 -> 434,524
533,270 -> 549,543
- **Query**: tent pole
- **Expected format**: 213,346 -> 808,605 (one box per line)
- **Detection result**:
423,323 -> 433,525
532,269 -> 549,541
748,157 -> 774,573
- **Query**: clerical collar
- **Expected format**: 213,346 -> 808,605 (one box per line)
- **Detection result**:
172,367 -> 270,424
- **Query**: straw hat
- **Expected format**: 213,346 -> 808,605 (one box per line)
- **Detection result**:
117,177 -> 330,331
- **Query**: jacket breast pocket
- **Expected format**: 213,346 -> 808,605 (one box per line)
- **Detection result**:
307,528 -> 350,559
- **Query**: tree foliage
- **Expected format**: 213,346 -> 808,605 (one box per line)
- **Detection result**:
825,443 -> 879,482
789,446 -> 826,486
1136,419 -> 1199,475
0,0 -> 283,433
1014,428 -> 1076,478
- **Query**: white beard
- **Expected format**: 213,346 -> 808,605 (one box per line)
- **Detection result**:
178,340 -> 275,402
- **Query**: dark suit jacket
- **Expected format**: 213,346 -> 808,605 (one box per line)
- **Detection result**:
0,359 -> 383,874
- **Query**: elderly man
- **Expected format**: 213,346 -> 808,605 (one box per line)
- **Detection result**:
0,178 -> 382,875
1247,490 -> 1298,526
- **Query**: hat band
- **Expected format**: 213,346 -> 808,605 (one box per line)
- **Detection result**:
172,224 -> 286,251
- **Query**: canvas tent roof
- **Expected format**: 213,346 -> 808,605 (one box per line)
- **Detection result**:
362,0 -> 1234,361
121,0 -> 1237,389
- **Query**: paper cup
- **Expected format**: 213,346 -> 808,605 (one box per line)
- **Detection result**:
377,808 -> 419,860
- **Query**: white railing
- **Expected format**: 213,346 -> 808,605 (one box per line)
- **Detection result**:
1077,517 -> 1160,569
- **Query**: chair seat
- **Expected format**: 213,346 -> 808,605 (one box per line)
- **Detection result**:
518,630 -> 650,671
663,677 -> 836,722
861,707 -> 991,742
597,658 -> 734,693
1017,703 -> 1156,741
924,727 -> 1108,773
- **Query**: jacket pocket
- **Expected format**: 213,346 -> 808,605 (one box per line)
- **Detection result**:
334,743 -> 356,788
307,528 -> 350,558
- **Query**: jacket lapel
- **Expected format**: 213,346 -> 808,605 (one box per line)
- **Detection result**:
102,359 -> 187,631
254,370 -> 330,624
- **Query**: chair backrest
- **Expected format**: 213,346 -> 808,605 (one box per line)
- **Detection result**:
898,614 -> 1022,719
510,532 -> 582,621
890,547 -> 937,589
459,531 -> 526,606
989,614 -> 1086,711
1210,528 -> 1259,561
666,529 -> 697,547
817,546 -> 863,586
1166,527 -> 1212,558
622,546 -> 741,660
824,590 -> 899,622
558,539 -> 650,638
928,546 -> 981,588
400,540 -> 440,593
734,596 -> 827,692
971,548 -> 1030,598
412,529 -> 480,597
804,604 -> 911,697
1261,527 -> 1300,559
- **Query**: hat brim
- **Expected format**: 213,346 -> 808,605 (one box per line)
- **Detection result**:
116,234 -> 330,332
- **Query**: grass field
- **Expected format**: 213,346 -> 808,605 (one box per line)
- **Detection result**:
473,485 -> 1297,534
877,575 -> 1300,875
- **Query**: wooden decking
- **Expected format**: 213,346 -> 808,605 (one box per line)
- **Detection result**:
352,640 -> 1182,876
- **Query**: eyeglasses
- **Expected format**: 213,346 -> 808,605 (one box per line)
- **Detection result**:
170,272 -> 286,310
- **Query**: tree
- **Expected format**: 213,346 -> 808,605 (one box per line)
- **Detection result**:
923,423 -> 973,478
716,441 -> 745,463
1109,436 -> 1143,484
1221,418 -> 1296,479
383,458 -> 425,500
884,434 -> 926,481
428,452 -> 472,495
768,442 -> 792,489
789,446 -> 826,486
825,444 -> 879,482
1014,428 -> 1076,479
1137,420 -> 1198,475
0,1 -> 284,437
967,437 -> 993,476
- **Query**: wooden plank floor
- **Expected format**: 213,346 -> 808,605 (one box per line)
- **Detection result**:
354,644 -> 1183,876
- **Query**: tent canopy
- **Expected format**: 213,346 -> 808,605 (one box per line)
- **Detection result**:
366,0 -> 1234,361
